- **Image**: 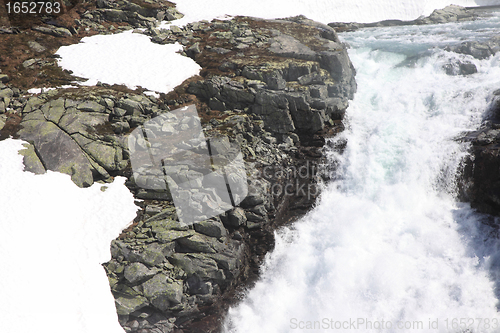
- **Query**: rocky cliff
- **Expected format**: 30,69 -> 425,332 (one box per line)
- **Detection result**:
104,15 -> 355,333
462,91 -> 500,218
0,2 -> 355,332
439,31 -> 500,219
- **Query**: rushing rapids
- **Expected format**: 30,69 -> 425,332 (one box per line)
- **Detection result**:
224,11 -> 500,333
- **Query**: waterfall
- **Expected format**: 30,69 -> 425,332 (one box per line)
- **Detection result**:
224,13 -> 500,333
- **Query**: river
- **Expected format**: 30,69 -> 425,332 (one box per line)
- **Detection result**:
224,10 -> 500,333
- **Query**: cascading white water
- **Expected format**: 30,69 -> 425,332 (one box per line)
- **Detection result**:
224,13 -> 500,333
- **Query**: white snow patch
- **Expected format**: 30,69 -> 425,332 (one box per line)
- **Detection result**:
27,85 -> 77,94
144,90 -> 160,98
167,0 -> 495,25
0,139 -> 138,333
56,30 -> 200,94
27,87 -> 55,94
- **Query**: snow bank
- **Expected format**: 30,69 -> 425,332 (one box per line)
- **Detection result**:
0,139 -> 138,333
169,0 -> 496,25
56,30 -> 201,94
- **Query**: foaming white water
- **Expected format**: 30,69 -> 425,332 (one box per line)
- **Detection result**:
169,0 -> 493,26
225,16 -> 500,333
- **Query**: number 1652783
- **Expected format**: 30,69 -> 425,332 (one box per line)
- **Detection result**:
6,2 -> 61,14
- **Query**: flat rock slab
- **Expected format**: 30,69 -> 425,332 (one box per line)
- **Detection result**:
18,118 -> 94,187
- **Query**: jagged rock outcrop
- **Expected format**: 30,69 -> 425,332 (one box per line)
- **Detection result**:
0,6 -> 355,333
102,105 -> 330,332
329,5 -> 479,31
444,36 -> 500,60
462,90 -> 500,216
4,80 -> 331,333
17,88 -> 162,186
90,0 -> 183,29
182,16 -> 356,136
102,18 -> 354,333
442,32 -> 500,216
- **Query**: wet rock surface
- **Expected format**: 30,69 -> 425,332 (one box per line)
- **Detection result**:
439,23 -> 500,218
462,90 -> 500,216
444,36 -> 500,60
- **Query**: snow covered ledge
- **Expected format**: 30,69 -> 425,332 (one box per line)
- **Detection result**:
0,139 -> 138,333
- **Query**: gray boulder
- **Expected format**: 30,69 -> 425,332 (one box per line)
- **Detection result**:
101,9 -> 128,22
127,243 -> 170,266
186,274 -> 213,295
424,5 -> 476,24
141,274 -> 183,307
114,295 -> 148,316
227,207 -> 247,228
169,253 -> 225,284
124,262 -> 157,284
27,41 -> 46,53
32,26 -> 72,37
194,220 -> 227,238
443,59 -> 478,76
177,233 -> 225,253
18,143 -> 46,175
117,98 -> 143,114
76,100 -> 106,113
268,32 -> 316,60
445,41 -> 494,60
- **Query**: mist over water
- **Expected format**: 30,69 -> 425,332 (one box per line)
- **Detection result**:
224,14 -> 500,333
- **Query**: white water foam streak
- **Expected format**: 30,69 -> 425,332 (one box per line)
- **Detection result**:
224,19 -> 500,333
